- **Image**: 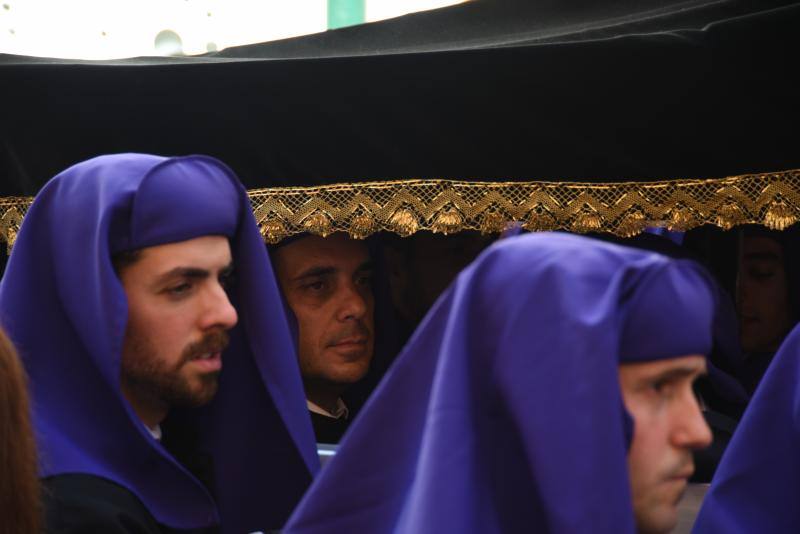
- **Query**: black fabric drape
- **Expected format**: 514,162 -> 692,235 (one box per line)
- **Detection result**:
0,1 -> 797,196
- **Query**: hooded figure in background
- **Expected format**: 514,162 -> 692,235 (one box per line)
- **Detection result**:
0,154 -> 319,533
734,224 -> 800,393
268,232 -> 402,445
693,321 -> 800,533
285,233 -> 715,534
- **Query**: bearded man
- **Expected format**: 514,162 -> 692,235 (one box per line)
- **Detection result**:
0,154 -> 318,533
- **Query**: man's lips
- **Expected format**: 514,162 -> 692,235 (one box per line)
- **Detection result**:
188,351 -> 223,372
328,337 -> 368,348
667,467 -> 694,482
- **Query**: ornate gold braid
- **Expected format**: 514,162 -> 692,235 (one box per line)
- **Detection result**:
3,169 -> 800,251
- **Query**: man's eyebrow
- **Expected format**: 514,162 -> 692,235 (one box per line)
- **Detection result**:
155,267 -> 210,285
154,262 -> 233,285
293,266 -> 337,281
293,260 -> 373,282
648,366 -> 707,383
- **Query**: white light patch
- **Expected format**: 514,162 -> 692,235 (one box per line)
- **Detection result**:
366,0 -> 467,23
0,0 -> 468,60
0,0 -> 326,60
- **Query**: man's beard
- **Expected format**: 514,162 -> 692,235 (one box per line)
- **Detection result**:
121,329 -> 229,409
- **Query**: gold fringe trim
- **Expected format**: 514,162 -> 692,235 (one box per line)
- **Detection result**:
247,169 -> 800,243
3,169 -> 800,250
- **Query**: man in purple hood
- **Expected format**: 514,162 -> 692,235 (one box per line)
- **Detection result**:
0,154 -> 319,533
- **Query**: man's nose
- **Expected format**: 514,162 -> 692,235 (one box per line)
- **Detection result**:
200,283 -> 239,330
672,393 -> 713,450
336,283 -> 368,322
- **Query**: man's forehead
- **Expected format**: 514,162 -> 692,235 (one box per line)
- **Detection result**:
275,234 -> 370,271
136,236 -> 232,270
742,236 -> 783,259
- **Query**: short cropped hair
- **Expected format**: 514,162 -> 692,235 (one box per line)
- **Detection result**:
112,249 -> 142,274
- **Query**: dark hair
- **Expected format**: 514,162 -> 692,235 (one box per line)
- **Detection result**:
112,248 -> 142,274
0,327 -> 40,534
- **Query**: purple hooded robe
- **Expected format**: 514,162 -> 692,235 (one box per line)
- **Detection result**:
0,154 -> 319,533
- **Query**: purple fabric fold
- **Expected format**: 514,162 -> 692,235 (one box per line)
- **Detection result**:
693,322 -> 800,533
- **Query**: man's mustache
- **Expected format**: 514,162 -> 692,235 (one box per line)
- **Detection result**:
327,323 -> 371,346
179,330 -> 230,367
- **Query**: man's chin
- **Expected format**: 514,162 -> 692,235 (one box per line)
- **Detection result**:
635,501 -> 680,534
173,375 -> 219,407
326,343 -> 373,363
307,366 -> 370,388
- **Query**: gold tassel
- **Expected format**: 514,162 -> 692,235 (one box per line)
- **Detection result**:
259,219 -> 288,244
764,198 -> 797,231
388,208 -> 419,237
480,211 -> 507,235
349,213 -> 375,240
431,208 -> 464,235
666,205 -> 693,232
303,211 -> 333,237
5,227 -> 17,250
715,202 -> 747,231
615,209 -> 647,238
571,210 -> 602,233
524,207 -> 557,232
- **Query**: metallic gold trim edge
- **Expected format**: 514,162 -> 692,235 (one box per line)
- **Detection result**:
3,170 -> 800,251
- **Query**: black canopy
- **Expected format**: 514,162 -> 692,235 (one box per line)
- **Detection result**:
1,0 -> 799,253
1,0 -> 797,197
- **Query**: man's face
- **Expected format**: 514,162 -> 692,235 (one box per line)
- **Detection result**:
119,236 -> 238,415
272,234 -> 374,392
619,355 -> 711,534
737,235 -> 792,353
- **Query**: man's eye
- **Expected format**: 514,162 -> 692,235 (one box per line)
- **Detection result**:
650,379 -> 673,395
167,282 -> 192,296
356,274 -> 373,286
304,280 -> 326,291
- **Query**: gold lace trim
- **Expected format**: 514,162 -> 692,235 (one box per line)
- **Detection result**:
3,169 -> 800,251
249,169 -> 800,243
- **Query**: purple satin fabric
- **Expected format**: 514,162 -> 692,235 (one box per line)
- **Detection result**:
285,232 -> 714,534
0,154 -> 318,532
694,323 -> 800,533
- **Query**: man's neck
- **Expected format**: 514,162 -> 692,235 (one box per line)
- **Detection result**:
121,385 -> 168,430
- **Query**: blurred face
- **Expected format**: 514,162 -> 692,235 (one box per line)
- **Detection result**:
272,234 -> 374,396
737,235 -> 792,353
119,236 -> 238,425
619,355 -> 711,534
